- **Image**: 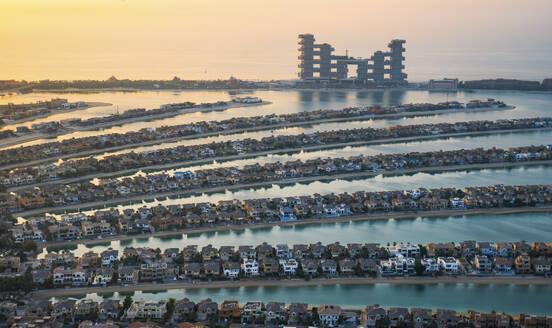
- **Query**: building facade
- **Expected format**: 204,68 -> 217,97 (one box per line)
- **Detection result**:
298,34 -> 407,85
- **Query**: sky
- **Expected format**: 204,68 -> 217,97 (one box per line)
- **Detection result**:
1,0 -> 551,81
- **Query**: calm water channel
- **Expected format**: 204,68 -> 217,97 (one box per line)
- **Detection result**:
53,284 -> 552,315
40,211 -> 552,258
41,165 -> 552,217
10,89 -> 550,313
2,89 -> 552,148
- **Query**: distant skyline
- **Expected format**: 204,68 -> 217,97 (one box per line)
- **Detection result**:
1,0 -> 551,81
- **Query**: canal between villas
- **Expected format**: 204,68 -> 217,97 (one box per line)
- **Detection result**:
37,165 -> 552,218
51,283 -> 552,315
39,211 -> 552,258
3,88 -> 552,149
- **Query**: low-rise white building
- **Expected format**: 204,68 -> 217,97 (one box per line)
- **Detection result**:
319,304 -> 342,327
389,243 -> 420,258
101,249 -> 119,267
450,197 -> 465,209
280,258 -> 299,274
241,259 -> 259,276
438,257 -> 459,274
421,258 -> 440,273
381,255 -> 415,275
125,300 -> 167,320
223,261 -> 240,278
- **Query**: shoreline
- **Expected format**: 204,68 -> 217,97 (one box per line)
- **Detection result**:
29,87 -> 141,93
33,275 -> 552,300
0,104 -> 514,162
0,101 -> 112,125
0,101 -> 271,150
1,117 -> 545,175
0,101 -> 112,148
0,102 -> 112,147
14,159 -> 552,216
12,154 -> 546,192
40,205 -> 552,249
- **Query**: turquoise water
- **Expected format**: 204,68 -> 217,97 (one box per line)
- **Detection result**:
40,211 -> 552,258
54,284 -> 552,315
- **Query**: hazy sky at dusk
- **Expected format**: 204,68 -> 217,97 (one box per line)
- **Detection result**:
1,0 -> 551,81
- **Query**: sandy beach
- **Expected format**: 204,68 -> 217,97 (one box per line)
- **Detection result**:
39,205 -> 552,249
13,159 -> 552,216
32,275 -> 552,299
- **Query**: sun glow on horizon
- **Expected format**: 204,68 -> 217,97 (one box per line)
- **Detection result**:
1,0 -> 551,81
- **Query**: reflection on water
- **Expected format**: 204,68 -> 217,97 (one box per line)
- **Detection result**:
52,284 -> 552,315
3,89 -> 552,150
38,165 -> 552,219
11,88 -> 552,311
71,129 -> 552,180
39,211 -> 552,258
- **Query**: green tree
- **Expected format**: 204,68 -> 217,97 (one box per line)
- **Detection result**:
353,263 -> 363,276
376,317 -> 391,328
0,236 -> 11,249
123,296 -> 133,310
17,250 -> 27,262
22,268 -> 33,292
44,277 -> 54,289
21,240 -> 37,252
418,244 -> 428,258
414,259 -> 425,276
311,307 -> 320,325
165,298 -> 176,321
